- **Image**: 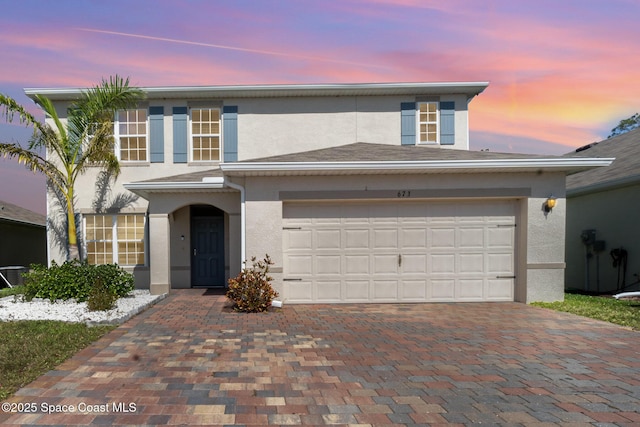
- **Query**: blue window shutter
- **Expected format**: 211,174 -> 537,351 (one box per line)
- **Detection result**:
149,106 -> 164,163
223,106 -> 238,162
401,102 -> 416,145
173,107 -> 188,163
440,101 -> 455,145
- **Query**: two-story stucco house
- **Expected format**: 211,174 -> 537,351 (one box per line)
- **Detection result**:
26,82 -> 611,303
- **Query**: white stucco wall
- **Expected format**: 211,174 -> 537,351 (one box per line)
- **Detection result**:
565,184 -> 640,294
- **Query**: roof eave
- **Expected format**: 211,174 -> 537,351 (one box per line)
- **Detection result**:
123,178 -> 227,199
567,173 -> 640,197
220,158 -> 614,176
24,81 -> 489,101
0,216 -> 46,228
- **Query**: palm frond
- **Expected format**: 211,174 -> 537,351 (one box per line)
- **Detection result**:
0,143 -> 66,192
0,94 -> 48,137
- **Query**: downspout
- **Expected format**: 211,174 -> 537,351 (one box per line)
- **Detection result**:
224,179 -> 246,265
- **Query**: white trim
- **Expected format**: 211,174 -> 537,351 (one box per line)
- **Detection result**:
416,101 -> 439,145
189,106 -> 222,163
83,213 -> 147,266
220,158 -> 614,174
25,82 -> 489,101
115,108 -> 150,163
124,178 -> 225,192
224,180 -> 246,266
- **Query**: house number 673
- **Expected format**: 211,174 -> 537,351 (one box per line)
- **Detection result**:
397,190 -> 411,198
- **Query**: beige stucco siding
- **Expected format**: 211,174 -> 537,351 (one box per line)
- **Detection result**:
232,94 -> 470,159
565,184 -> 640,293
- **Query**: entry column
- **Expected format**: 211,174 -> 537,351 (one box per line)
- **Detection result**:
149,213 -> 171,294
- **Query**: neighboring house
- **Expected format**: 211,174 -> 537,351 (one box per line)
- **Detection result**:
565,128 -> 640,294
26,82 -> 611,303
0,200 -> 46,285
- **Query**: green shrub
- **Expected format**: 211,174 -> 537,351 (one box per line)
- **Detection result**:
22,260 -> 134,303
86,278 -> 118,311
226,255 -> 279,313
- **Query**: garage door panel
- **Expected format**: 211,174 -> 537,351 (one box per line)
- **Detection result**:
317,229 -> 341,249
403,254 -> 427,273
487,278 -> 514,300
287,280 -> 314,302
459,253 -> 484,273
459,227 -> 484,248
373,254 -> 398,274
487,253 -> 514,274
283,200 -> 515,303
373,280 -> 398,300
402,280 -> 427,300
431,279 -> 455,300
430,228 -> 456,248
345,280 -> 369,300
457,279 -> 484,299
345,229 -> 369,249
316,280 -> 342,302
401,228 -> 426,248
487,227 -> 514,247
284,230 -> 313,250
345,255 -> 369,274
431,253 -> 456,274
373,228 -> 398,249
317,255 -> 341,275
287,255 -> 313,275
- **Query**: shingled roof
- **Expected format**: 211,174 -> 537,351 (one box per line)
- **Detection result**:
0,200 -> 46,227
241,142 -> 553,162
566,127 -> 640,195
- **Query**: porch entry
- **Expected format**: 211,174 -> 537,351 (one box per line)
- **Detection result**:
191,205 -> 225,288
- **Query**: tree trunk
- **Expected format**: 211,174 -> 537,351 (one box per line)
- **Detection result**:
66,191 -> 80,260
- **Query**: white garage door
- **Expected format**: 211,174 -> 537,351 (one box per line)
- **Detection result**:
282,200 -> 516,303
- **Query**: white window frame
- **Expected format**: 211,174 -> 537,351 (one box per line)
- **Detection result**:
84,213 -> 147,266
189,107 -> 222,162
416,101 -> 439,145
114,108 -> 149,162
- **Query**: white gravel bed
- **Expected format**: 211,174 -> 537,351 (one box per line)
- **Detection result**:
0,290 -> 166,326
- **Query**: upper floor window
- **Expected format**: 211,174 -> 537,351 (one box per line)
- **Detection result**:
191,107 -> 221,162
116,109 -> 148,162
417,102 -> 438,144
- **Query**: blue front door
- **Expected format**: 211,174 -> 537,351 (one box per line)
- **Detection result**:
191,213 -> 225,288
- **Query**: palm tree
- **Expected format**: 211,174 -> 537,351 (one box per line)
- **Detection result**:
0,75 -> 144,260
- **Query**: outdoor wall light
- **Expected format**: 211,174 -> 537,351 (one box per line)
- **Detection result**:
180,235 -> 185,241
544,196 -> 557,213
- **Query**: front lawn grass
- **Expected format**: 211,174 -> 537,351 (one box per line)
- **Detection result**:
0,286 -> 24,298
0,320 -> 115,400
532,293 -> 640,330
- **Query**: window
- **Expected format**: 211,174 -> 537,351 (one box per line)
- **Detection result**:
85,214 -> 146,265
191,107 -> 221,161
417,102 -> 438,144
116,109 -> 148,161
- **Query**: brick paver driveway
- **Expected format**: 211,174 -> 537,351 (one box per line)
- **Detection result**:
2,289 -> 639,426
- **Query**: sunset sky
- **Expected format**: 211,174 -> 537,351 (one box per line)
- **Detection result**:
1,0 -> 639,214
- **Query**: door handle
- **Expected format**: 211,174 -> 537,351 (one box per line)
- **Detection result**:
398,254 -> 402,267
193,248 -> 197,256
